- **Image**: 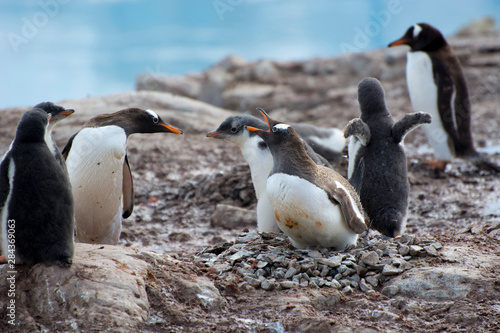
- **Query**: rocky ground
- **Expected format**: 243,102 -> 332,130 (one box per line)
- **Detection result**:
0,24 -> 500,332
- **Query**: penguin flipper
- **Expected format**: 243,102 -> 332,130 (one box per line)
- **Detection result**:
391,112 -> 432,143
61,132 -> 78,160
122,155 -> 134,219
319,170 -> 367,234
349,156 -> 364,195
344,118 -> 371,146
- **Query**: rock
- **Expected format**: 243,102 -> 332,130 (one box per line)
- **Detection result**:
360,251 -> 380,266
398,245 -> 410,256
280,281 -> 299,289
213,54 -> 247,71
424,245 -> 440,257
58,90 -> 233,135
284,266 -> 300,279
381,285 -> 400,297
261,279 -> 275,291
136,73 -> 201,99
0,244 -> 150,331
222,83 -> 275,110
251,60 -> 280,83
359,279 -> 373,292
409,245 -> 424,256
317,256 -> 342,268
198,67 -> 233,107
385,265 -> 499,300
210,204 -> 256,229
382,265 -> 403,276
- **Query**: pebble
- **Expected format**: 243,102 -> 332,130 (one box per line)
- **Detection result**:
195,231 -> 443,293
280,281 -> 299,289
360,251 -> 379,266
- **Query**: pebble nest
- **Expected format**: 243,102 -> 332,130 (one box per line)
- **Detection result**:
193,230 -> 443,294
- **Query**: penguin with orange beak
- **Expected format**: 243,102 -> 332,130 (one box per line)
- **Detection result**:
62,108 -> 183,245
246,108 -> 366,249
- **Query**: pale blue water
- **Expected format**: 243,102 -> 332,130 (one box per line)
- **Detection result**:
0,0 -> 499,108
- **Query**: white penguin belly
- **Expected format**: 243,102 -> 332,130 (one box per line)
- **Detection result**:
256,192 -> 280,232
407,51 -> 454,160
347,137 -> 363,180
65,126 -> 127,244
267,173 -> 358,249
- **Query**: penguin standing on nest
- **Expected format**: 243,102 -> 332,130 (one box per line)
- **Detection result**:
344,77 -> 431,237
389,23 -> 500,172
0,107 -> 74,266
207,114 -> 333,233
247,109 -> 366,249
63,108 -> 183,245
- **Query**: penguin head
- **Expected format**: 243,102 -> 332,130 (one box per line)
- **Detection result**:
388,23 -> 447,52
246,108 -> 299,147
34,102 -> 74,129
206,114 -> 268,146
84,108 -> 183,137
357,77 -> 390,118
15,108 -> 50,143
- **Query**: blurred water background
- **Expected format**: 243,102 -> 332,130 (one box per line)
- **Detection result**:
1,0 -> 499,108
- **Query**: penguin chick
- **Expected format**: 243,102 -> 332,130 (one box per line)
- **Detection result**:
389,23 -> 500,172
247,109 -> 366,249
0,108 -> 74,266
344,77 -> 431,237
207,114 -> 332,233
33,102 -> 75,169
62,108 -> 183,245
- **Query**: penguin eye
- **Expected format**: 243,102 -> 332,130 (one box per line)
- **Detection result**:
272,126 -> 278,133
231,127 -> 238,133
152,115 -> 159,123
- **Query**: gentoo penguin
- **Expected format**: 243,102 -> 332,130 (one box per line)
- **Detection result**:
389,23 -> 500,172
344,77 -> 432,237
207,114 -> 333,233
33,102 -> 75,169
0,108 -> 74,266
246,109 -> 367,249
289,123 -> 345,163
62,108 -> 183,245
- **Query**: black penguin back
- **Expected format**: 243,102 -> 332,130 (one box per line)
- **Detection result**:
2,109 -> 74,266
353,78 -> 410,237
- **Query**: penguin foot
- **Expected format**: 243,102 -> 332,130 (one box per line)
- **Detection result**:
422,159 -> 449,178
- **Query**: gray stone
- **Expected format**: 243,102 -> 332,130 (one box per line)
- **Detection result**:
424,245 -> 440,257
280,281 -> 299,289
342,285 -> 353,294
234,231 -> 260,244
284,266 -> 300,279
360,251 -> 380,266
381,285 -> 400,297
228,250 -> 254,261
329,279 -> 342,289
359,279 -> 373,292
317,257 -> 342,268
409,245 -> 424,256
365,274 -> 380,288
261,279 -> 275,291
382,265 -> 403,276
398,245 -> 410,256
337,264 -> 348,274
307,250 -> 323,258
273,268 -> 287,279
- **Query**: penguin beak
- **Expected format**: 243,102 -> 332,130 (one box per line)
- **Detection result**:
388,37 -> 409,47
160,123 -> 183,134
58,109 -> 75,116
206,130 -> 221,138
247,108 -> 271,132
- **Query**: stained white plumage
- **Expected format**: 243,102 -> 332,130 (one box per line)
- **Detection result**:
66,126 -> 126,244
